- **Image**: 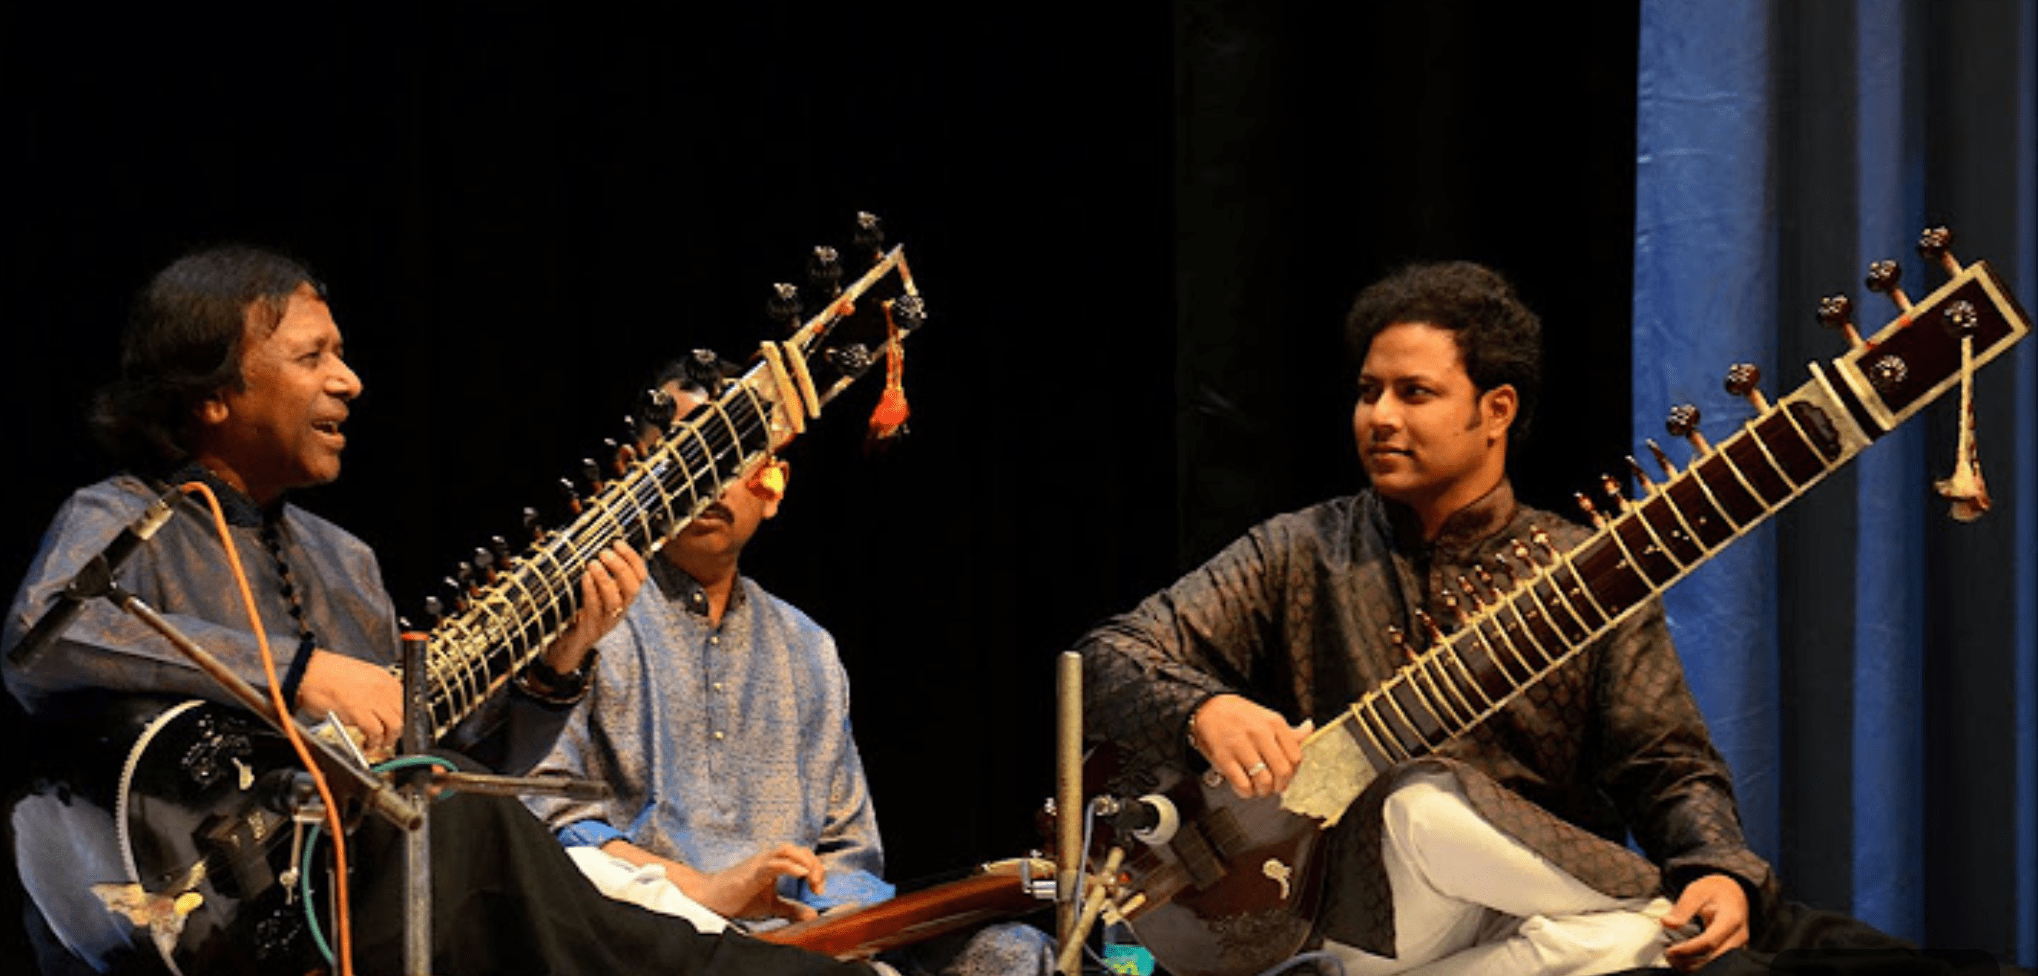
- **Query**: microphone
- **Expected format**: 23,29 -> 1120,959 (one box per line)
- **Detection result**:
7,488 -> 180,667
1106,793 -> 1180,847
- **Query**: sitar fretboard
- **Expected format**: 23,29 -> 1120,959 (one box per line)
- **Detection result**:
406,234 -> 921,743
424,382 -> 775,736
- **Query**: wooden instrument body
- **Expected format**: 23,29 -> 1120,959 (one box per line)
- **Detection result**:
1111,766 -> 1329,976
758,861 -> 1050,961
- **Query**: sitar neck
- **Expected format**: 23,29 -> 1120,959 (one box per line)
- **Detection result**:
409,229 -> 922,743
423,374 -> 779,738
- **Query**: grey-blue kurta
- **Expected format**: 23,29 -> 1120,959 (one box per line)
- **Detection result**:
528,560 -> 892,913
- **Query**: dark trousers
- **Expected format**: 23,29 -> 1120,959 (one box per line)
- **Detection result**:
343,785 -> 870,976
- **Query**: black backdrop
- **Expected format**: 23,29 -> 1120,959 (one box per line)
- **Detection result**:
0,3 -> 1639,962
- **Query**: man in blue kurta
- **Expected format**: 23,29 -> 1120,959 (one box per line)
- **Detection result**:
528,358 -> 1051,975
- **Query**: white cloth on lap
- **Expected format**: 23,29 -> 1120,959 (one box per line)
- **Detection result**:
567,845 -> 730,934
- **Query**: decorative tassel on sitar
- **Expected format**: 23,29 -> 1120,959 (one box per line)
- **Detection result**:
867,297 -> 912,444
1934,299 -> 1991,521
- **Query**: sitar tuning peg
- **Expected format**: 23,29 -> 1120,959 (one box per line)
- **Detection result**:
1412,607 -> 1447,645
681,348 -> 730,397
422,595 -> 445,628
580,458 -> 606,495
1574,492 -> 1607,529
1666,404 -> 1710,454
623,414 -> 656,452
1724,363 -> 1770,413
1645,438 -> 1679,479
442,577 -> 472,614
1599,474 -> 1631,512
491,534 -> 514,567
603,437 -> 633,475
1385,625 -> 1415,663
853,211 -> 885,257
1817,294 -> 1866,350
1473,563 -> 1499,596
1488,552 -> 1518,589
825,343 -> 874,374
1916,226 -> 1961,277
472,547 -> 495,584
808,246 -> 843,298
1626,456 -> 1657,493
1866,259 -> 1912,313
1456,574 -> 1489,611
767,283 -> 803,333
1868,354 -> 1911,394
1941,300 -> 1980,340
641,387 -> 678,432
890,294 -> 928,332
456,561 -> 484,599
1530,526 -> 1559,562
522,506 -> 544,541
559,478 -> 584,516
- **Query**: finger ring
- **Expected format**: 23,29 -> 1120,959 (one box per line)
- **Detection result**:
1246,761 -> 1269,776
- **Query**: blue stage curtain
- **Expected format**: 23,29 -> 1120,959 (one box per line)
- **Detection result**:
1634,0 -> 2035,966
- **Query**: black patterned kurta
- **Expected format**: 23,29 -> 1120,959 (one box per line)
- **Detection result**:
1077,481 -> 1776,956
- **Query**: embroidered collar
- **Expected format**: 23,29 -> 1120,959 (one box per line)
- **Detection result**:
650,557 -> 747,621
160,462 -> 281,528
1376,479 -> 1519,557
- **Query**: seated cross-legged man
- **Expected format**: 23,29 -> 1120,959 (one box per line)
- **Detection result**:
528,355 -> 1053,976
1075,262 -> 1774,976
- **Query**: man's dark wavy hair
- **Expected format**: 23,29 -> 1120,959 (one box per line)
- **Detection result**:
91,245 -> 325,472
1342,260 -> 1542,444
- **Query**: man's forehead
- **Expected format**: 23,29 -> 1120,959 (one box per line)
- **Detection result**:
243,282 -> 329,340
1361,320 -> 1468,376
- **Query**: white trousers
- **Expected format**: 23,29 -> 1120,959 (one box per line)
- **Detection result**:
1321,771 -> 1672,976
566,846 -> 731,935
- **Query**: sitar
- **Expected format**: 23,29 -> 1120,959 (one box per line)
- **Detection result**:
757,858 -> 1054,960
12,214 -> 926,976
1089,230 -> 2031,976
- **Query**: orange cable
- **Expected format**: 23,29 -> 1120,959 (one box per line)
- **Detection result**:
181,482 -> 355,976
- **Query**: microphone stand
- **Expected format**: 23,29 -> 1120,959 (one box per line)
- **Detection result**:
1056,651 -> 1083,951
399,633 -> 433,976
394,633 -> 611,976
